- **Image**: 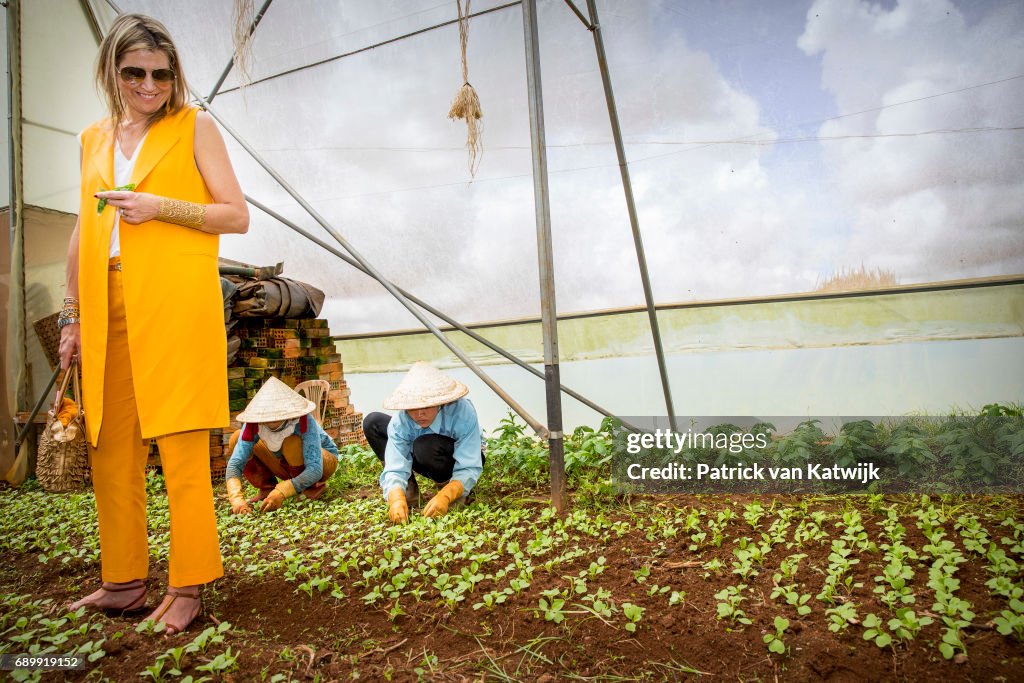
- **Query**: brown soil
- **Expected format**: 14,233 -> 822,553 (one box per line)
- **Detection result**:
2,494 -> 1023,682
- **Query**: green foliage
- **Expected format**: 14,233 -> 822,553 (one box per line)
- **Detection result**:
0,594 -> 107,683
486,414 -> 549,486
936,422 -> 1002,484
980,403 -> 1023,417
328,444 -> 382,491
993,599 -> 1024,640
883,422 -> 936,476
135,622 -> 235,680
5,435 -> 1024,679
564,419 -> 616,472
621,602 -> 645,632
861,613 -> 892,648
828,420 -> 878,468
887,608 -> 933,641
763,616 -> 790,655
825,603 -> 858,633
774,420 -> 826,467
714,584 -> 751,626
538,597 -> 567,624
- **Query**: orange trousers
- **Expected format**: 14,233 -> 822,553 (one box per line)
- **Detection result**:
88,265 -> 223,586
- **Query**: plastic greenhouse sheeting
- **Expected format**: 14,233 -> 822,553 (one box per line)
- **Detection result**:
22,1 -> 1024,333
11,0 -> 1024,427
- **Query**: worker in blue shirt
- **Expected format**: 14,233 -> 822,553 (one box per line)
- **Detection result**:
363,362 -> 484,523
224,377 -> 339,514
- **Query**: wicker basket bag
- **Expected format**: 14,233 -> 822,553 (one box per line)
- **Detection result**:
36,363 -> 91,492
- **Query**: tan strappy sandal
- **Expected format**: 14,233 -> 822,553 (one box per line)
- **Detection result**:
69,580 -> 148,615
146,586 -> 202,636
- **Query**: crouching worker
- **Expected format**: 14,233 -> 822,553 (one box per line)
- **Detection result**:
363,362 -> 483,524
224,377 -> 340,514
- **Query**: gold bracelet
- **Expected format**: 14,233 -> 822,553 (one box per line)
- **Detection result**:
157,197 -> 207,230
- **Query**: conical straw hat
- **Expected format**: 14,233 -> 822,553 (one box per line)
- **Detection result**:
382,361 -> 468,410
236,376 -> 315,423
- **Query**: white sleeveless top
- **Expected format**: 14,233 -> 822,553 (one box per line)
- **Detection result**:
109,132 -> 148,258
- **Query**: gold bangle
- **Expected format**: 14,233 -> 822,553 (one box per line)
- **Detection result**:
157,197 -> 207,229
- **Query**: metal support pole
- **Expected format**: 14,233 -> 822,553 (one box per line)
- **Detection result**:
246,195 -> 638,432
521,0 -> 566,513
7,0 -> 27,411
193,94 -> 546,436
585,0 -> 677,431
206,0 -> 274,103
77,0 -> 104,43
560,0 -> 592,29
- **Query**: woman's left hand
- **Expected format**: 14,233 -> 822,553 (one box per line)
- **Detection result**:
95,190 -> 161,224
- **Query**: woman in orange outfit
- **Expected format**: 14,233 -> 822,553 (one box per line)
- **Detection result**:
58,13 -> 248,634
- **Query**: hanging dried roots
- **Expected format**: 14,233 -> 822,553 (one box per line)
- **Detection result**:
448,83 -> 483,177
232,0 -> 256,90
449,0 -> 482,178
448,83 -> 482,122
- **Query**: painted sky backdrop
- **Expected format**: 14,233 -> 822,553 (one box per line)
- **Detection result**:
115,0 -> 1023,334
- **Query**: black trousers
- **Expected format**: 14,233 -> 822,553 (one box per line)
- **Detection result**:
363,412 -> 458,484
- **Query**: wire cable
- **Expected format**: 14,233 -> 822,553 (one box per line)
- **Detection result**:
215,1 -> 522,97
243,124 -> 1024,204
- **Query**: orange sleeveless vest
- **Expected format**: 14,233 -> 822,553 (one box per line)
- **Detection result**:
78,106 -> 228,446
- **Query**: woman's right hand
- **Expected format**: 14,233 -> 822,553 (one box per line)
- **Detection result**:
59,323 -> 81,369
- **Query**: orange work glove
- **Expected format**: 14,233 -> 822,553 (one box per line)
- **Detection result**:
387,487 -> 409,524
225,478 -> 252,515
259,480 -> 296,513
423,480 -> 464,518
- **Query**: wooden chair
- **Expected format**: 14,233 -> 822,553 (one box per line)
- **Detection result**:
295,379 -> 330,424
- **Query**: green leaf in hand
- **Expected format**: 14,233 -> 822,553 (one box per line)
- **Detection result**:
96,183 -> 137,214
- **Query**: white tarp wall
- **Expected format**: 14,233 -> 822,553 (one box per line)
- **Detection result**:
6,0 -> 111,408
10,0 -> 1024,429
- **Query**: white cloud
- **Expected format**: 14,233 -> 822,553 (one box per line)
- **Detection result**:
197,0 -> 831,332
144,0 -> 1024,334
799,0 -> 1024,283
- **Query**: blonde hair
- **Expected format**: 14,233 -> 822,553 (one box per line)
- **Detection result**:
96,14 -> 190,130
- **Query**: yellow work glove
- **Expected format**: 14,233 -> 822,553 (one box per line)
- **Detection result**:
423,480 -> 464,518
259,480 -> 296,513
387,487 -> 409,524
225,477 -> 252,515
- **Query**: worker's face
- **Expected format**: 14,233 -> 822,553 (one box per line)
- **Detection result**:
408,405 -> 440,428
263,420 -> 286,430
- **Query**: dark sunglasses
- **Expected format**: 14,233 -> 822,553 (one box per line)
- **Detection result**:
118,66 -> 175,85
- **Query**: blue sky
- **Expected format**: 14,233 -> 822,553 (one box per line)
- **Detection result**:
669,0 -> 838,130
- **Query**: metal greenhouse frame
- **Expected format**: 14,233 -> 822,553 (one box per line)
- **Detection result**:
75,0 -> 679,511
